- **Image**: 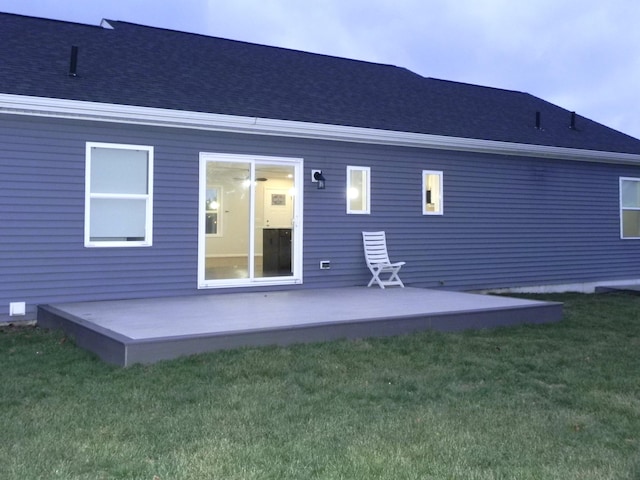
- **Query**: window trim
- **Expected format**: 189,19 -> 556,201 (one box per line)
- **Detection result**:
346,165 -> 371,214
422,170 -> 443,215
620,176 -> 640,239
85,142 -> 154,248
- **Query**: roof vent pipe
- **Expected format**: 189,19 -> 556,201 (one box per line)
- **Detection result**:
68,46 -> 78,77
535,111 -> 541,129
570,111 -> 576,130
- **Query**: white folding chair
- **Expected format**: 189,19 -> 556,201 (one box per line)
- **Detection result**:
362,231 -> 405,288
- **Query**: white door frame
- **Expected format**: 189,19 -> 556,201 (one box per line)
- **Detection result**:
197,152 -> 304,288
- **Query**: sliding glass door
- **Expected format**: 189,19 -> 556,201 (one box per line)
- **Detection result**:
198,153 -> 303,288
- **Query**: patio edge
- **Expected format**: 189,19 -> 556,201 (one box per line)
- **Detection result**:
38,300 -> 562,367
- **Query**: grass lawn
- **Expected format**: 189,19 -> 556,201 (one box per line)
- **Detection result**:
1,293 -> 639,479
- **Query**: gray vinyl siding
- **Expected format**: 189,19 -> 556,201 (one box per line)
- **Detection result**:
2,114 -> 640,319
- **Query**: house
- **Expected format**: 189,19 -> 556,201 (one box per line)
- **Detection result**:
2,12 -> 640,323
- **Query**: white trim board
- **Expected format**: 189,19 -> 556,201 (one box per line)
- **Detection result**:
2,93 -> 640,165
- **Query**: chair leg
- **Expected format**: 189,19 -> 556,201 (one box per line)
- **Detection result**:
368,268 -> 385,288
388,269 -> 404,287
368,266 -> 405,288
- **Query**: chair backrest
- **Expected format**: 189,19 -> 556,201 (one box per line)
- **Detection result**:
362,231 -> 391,265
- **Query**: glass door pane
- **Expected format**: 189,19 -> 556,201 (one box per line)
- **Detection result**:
203,160 -> 251,280
255,163 -> 295,277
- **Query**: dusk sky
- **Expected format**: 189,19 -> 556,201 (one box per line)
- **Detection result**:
2,0 -> 639,140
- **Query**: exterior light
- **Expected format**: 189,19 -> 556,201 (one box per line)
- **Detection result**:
313,171 -> 326,190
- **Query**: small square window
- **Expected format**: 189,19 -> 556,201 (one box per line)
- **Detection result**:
423,170 -> 443,215
347,166 -> 370,214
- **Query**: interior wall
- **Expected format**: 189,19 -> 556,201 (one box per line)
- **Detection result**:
205,178 -> 293,257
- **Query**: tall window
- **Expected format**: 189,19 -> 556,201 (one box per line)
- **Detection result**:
621,177 -> 640,239
347,166 -> 370,214
85,142 -> 153,247
423,170 -> 443,215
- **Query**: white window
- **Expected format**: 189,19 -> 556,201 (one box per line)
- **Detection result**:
620,177 -> 640,239
347,166 -> 370,214
85,142 -> 153,247
423,170 -> 443,215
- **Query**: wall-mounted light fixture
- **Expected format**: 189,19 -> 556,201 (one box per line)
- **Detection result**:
312,170 -> 326,190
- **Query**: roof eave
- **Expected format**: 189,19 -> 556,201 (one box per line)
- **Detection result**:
2,93 -> 640,165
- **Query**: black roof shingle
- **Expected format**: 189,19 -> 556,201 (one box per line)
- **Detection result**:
2,12 -> 640,154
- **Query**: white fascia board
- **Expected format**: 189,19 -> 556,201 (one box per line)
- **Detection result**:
2,93 -> 640,165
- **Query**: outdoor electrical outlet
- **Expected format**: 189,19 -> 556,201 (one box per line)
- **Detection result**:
9,302 -> 26,316
320,260 -> 331,269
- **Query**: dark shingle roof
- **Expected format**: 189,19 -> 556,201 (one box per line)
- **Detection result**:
2,12 -> 640,154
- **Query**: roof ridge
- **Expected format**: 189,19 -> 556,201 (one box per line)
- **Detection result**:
103,19 -> 413,73
0,11 -> 102,30
425,77 -> 527,95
